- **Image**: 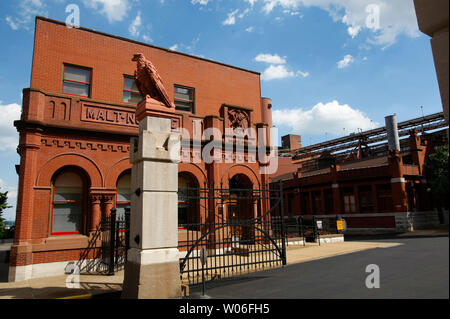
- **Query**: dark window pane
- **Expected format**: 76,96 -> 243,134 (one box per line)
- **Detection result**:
124,77 -> 139,91
174,100 -> 192,111
54,192 -> 81,202
174,87 -> 192,101
65,66 -> 90,83
63,81 -> 89,96
117,191 -> 131,202
52,203 -> 81,233
123,91 -> 141,104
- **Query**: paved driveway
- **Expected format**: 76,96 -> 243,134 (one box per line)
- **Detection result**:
188,237 -> 449,299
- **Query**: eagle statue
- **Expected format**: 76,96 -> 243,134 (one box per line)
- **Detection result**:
132,53 -> 175,108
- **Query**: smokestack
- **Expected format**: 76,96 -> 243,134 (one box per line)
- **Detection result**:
385,114 -> 400,152
261,97 -> 273,147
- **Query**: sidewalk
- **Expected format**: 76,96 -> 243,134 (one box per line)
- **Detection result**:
0,239 -> 405,299
397,227 -> 449,238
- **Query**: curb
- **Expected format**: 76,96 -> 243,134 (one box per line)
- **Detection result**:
57,293 -> 92,299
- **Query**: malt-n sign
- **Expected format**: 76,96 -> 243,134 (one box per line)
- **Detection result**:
81,103 -> 138,127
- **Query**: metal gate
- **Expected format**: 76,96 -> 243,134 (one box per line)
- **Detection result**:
178,182 -> 286,286
100,208 -> 130,275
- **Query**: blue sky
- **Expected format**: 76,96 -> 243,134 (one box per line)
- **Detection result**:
0,0 -> 444,220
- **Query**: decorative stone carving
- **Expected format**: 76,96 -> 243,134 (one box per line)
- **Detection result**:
132,53 -> 175,109
228,108 -> 249,130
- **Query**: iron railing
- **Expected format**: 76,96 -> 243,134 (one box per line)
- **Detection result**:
100,207 -> 130,275
178,183 -> 286,286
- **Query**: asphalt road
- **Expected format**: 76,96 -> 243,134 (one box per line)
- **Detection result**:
188,236 -> 449,299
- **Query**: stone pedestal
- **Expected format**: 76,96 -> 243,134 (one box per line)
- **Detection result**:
121,115 -> 181,299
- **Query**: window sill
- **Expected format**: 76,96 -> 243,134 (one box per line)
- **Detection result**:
32,235 -> 92,252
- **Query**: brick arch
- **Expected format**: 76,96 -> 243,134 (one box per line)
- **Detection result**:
221,164 -> 260,189
105,157 -> 132,188
36,153 -> 103,188
178,163 -> 207,188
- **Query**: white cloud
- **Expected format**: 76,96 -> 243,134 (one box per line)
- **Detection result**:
238,8 -> 250,19
191,0 -> 210,5
347,25 -> 361,38
337,54 -> 354,69
246,0 -> 258,6
128,11 -> 141,37
261,65 -> 295,81
256,53 -> 309,80
273,100 -> 377,135
255,53 -> 286,64
173,35 -> 201,55
4,0 -> 48,31
296,70 -> 310,78
142,34 -> 153,43
245,26 -> 254,32
0,179 -> 17,202
0,102 -> 21,151
5,17 -> 19,30
0,178 -> 17,221
260,0 -> 419,47
83,0 -> 129,23
223,9 -> 239,25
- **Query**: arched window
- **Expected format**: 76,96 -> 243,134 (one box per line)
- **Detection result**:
178,173 -> 199,228
116,172 -> 131,220
178,174 -> 191,227
51,171 -> 85,235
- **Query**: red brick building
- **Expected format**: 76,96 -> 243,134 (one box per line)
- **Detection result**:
271,115 -> 448,234
10,17 -> 274,281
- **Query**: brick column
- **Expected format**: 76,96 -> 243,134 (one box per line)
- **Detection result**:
372,184 -> 379,213
103,194 -> 115,218
353,185 -> 360,213
308,191 -> 314,214
320,188 -> 325,214
9,128 -> 42,282
330,164 -> 342,214
389,150 -> 408,212
90,194 -> 102,232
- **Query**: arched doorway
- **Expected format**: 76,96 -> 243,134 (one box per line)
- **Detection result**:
229,174 -> 254,242
229,174 -> 253,219
178,173 -> 200,229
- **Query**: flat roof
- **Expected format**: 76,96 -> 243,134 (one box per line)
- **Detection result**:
35,16 -> 260,76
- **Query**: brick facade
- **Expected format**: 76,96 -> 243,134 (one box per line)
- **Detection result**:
10,17 -> 273,275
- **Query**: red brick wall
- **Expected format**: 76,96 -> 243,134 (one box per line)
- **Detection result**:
31,18 -> 262,122
345,216 -> 396,228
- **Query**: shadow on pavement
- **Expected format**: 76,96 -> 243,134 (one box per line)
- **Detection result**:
186,275 -> 270,298
0,282 -> 123,299
0,250 -> 10,283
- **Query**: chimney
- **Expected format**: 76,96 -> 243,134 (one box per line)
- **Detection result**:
261,97 -> 273,147
385,114 -> 400,152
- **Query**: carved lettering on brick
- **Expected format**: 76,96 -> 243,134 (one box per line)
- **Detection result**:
81,103 -> 138,128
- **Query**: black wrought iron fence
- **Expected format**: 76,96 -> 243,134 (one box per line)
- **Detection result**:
100,207 -> 130,275
178,183 -> 287,286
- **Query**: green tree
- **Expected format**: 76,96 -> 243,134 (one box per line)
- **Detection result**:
0,188 -> 12,238
424,145 -> 449,210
